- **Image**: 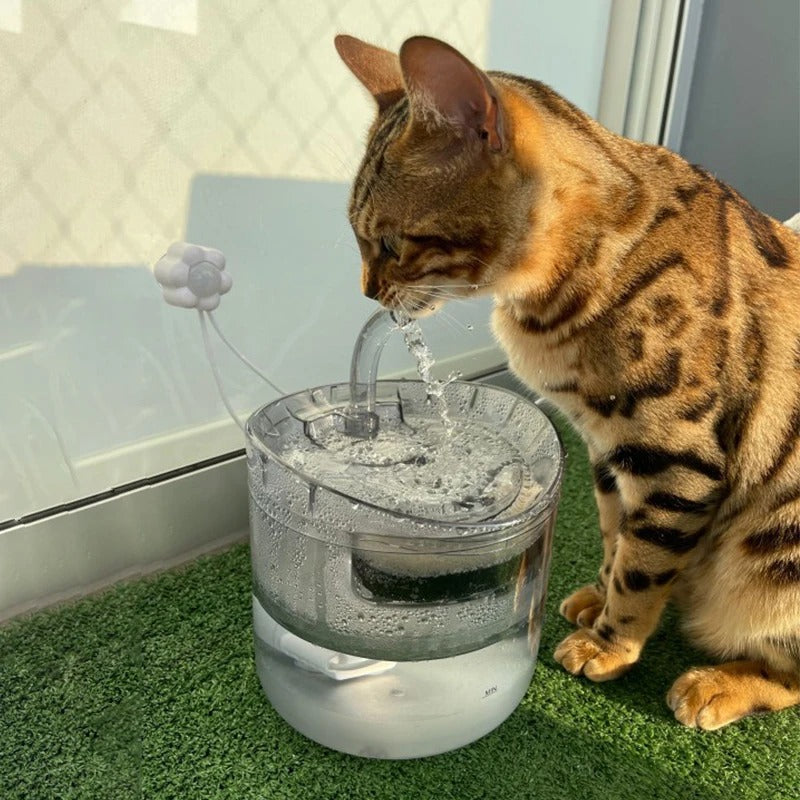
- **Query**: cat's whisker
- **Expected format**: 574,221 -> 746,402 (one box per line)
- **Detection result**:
435,308 -> 472,334
364,177 -> 392,211
401,293 -> 465,310
409,281 -> 495,291
401,284 -> 462,296
427,288 -> 488,300
333,231 -> 360,255
313,139 -> 357,181
402,285 -> 492,304
467,254 -> 495,269
394,288 -> 479,332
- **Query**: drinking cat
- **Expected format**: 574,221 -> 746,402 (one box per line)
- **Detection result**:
335,34 -> 800,730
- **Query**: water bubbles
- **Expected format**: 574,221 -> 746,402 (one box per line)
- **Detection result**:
278,416 -> 527,523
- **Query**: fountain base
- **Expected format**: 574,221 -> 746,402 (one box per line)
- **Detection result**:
253,595 -> 537,759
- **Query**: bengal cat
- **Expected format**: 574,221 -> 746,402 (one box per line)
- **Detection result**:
334,33 -> 800,730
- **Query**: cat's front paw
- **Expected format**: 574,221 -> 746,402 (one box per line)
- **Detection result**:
554,628 -> 639,682
667,662 -> 800,730
559,584 -> 604,627
668,667 -> 746,730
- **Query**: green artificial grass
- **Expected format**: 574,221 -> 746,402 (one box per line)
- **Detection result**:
1,419 -> 797,800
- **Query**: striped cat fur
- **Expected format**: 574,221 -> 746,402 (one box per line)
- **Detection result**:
336,34 -> 800,730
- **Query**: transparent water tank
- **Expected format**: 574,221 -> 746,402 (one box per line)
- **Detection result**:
247,379 -> 563,759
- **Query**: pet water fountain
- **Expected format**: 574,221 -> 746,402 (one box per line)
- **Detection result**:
156,243 -> 564,759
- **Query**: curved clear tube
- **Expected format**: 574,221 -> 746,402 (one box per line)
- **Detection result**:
345,308 -> 409,438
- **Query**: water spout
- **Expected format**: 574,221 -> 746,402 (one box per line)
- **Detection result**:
344,308 -> 409,438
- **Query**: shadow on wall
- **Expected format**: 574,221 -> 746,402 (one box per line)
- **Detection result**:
0,175 -> 494,522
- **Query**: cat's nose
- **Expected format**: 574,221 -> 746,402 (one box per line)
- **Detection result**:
361,263 -> 380,300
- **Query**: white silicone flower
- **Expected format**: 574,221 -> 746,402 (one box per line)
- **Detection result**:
155,242 -> 232,311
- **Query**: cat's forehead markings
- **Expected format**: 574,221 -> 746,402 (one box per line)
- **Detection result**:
349,99 -> 411,227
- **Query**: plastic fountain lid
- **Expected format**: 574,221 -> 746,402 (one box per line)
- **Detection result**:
281,410 -> 533,525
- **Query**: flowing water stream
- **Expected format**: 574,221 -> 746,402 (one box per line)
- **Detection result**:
399,317 -> 456,435
278,310 -> 532,523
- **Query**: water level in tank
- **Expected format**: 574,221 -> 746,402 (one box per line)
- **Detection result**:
253,594 -> 539,758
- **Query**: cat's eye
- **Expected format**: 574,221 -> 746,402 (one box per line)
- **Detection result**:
380,236 -> 400,260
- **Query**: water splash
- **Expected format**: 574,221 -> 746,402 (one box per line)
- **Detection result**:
399,319 -> 457,435
282,416 -> 527,523
345,310 -> 457,438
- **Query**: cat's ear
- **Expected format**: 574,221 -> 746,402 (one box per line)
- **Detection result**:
399,36 -> 505,152
334,34 -> 405,112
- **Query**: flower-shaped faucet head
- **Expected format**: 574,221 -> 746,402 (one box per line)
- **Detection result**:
155,242 -> 232,311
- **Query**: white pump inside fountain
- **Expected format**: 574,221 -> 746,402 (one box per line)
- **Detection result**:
155,242 -> 564,759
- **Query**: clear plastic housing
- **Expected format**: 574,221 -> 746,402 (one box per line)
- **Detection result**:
246,379 -> 563,758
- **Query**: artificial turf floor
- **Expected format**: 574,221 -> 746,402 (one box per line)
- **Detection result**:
1,419 -> 797,800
